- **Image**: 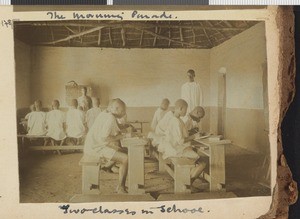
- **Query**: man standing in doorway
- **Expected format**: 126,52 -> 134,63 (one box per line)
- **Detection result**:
181,69 -> 203,113
78,87 -> 92,111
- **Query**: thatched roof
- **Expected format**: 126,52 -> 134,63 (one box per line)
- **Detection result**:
14,20 -> 259,49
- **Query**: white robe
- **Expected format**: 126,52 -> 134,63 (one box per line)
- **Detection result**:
84,111 -> 120,159
27,111 -> 47,136
150,108 -> 168,131
159,114 -> 190,160
181,81 -> 203,113
155,111 -> 174,136
66,108 -> 86,138
46,109 -> 66,141
86,107 -> 102,130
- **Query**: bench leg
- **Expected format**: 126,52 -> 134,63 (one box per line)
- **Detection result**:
82,165 -> 101,195
174,166 -> 191,194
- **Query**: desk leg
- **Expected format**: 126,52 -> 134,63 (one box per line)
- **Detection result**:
210,145 -> 225,191
127,145 -> 145,194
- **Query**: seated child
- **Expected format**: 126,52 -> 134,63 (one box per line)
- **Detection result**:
27,100 -> 47,136
159,99 -> 206,184
150,98 -> 170,131
46,100 -> 66,145
66,99 -> 86,145
182,106 -> 205,135
20,104 -> 36,133
86,97 -> 102,130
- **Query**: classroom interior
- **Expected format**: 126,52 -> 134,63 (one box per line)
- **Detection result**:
14,20 -> 271,202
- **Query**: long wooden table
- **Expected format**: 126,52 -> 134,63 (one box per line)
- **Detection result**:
193,137 -> 231,191
121,137 -> 148,194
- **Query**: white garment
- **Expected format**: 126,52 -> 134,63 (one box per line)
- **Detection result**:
86,107 -> 102,130
27,111 -> 47,136
181,81 -> 203,113
84,111 -> 120,159
46,109 -> 66,141
159,114 -> 190,160
66,108 -> 86,138
155,111 -> 174,136
151,111 -> 174,146
77,95 -> 92,111
151,108 -> 168,131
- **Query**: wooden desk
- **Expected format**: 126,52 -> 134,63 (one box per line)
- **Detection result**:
194,137 -> 231,191
127,121 -> 149,133
121,137 -> 148,194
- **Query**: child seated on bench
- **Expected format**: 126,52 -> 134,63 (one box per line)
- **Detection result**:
20,104 -> 36,133
86,97 -> 102,130
84,98 -> 128,194
182,106 -> 205,135
27,100 -> 47,136
159,99 -> 206,185
148,109 -> 173,147
150,98 -> 170,131
66,99 -> 86,145
46,100 -> 66,145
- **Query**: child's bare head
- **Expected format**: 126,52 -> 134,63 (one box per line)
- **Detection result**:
70,99 -> 78,108
92,97 -> 100,108
190,106 -> 205,122
160,98 -> 170,111
187,69 -> 196,82
34,100 -> 42,111
110,98 -> 126,119
174,99 -> 188,117
52,100 -> 60,109
30,104 -> 36,112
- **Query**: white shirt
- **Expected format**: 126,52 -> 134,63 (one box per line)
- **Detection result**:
160,114 -> 190,159
181,81 -> 203,113
27,111 -> 47,136
84,111 -> 120,156
151,108 -> 168,131
155,111 -> 174,136
46,109 -> 66,141
66,108 -> 86,138
86,107 -> 102,130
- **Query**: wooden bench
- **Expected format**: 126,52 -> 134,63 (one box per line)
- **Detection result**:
28,145 -> 84,155
164,157 -> 195,194
79,155 -> 107,195
151,148 -> 195,194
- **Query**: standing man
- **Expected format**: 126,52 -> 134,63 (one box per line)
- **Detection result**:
181,69 -> 203,113
77,87 -> 92,111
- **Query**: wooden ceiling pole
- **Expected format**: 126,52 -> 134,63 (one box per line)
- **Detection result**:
153,26 -> 158,47
139,29 -> 144,47
135,27 -> 200,48
179,24 -> 184,48
121,27 -> 126,47
97,29 -> 101,46
108,27 -> 113,46
38,26 -> 104,45
64,26 -> 76,34
168,21 -> 171,47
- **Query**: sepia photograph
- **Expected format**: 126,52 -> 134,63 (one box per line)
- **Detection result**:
13,18 -> 272,203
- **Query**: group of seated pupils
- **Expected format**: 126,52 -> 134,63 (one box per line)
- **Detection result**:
20,87 -> 102,146
20,87 -> 207,193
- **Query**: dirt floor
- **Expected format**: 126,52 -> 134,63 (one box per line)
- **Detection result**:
19,145 -> 271,203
